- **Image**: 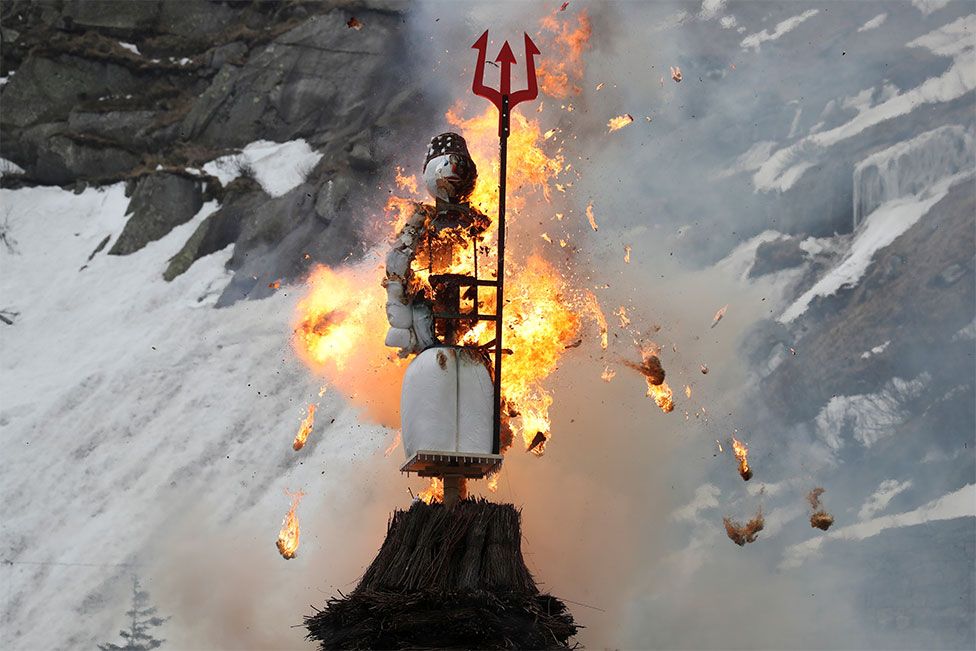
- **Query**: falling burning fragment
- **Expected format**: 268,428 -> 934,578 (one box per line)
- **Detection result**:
607,113 -> 634,133
346,17 -> 363,30
670,65 -> 682,82
276,489 -> 305,560
624,346 -> 675,413
586,201 -> 599,231
710,304 -> 728,328
700,363 -> 709,375
807,487 -> 835,531
731,436 -> 752,481
724,507 -> 764,546
624,244 -> 632,263
292,403 -> 316,451
601,366 -> 616,382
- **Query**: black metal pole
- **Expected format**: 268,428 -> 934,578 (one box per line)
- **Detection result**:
492,95 -> 510,455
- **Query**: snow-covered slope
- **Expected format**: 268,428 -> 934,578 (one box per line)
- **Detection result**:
0,185 -> 392,648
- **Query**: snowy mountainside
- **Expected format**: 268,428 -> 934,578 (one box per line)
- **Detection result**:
0,184 -> 395,648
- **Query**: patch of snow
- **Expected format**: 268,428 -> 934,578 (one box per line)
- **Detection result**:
912,0 -> 951,15
754,15 -> 976,193
813,374 -> 930,450
779,171 -> 968,323
781,483 -> 975,569
0,157 -> 25,177
697,0 -> 726,20
118,41 -> 140,55
203,139 -> 323,197
859,479 -> 913,520
858,13 -> 888,32
715,140 -> 776,179
720,15 -> 737,29
860,340 -> 890,359
954,317 -> 976,341
740,9 -> 819,51
714,229 -> 783,279
797,235 -> 838,257
178,57 -> 192,66
0,70 -> 14,86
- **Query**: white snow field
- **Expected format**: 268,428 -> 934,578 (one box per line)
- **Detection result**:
0,184 -> 398,649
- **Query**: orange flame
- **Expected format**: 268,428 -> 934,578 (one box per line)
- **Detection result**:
583,291 -> 608,350
607,114 -> 634,133
585,202 -> 599,231
293,403 -> 316,451
626,345 -> 675,413
384,430 -> 402,457
537,10 -> 592,98
418,477 -> 443,504
731,436 -> 752,481
276,489 -> 304,560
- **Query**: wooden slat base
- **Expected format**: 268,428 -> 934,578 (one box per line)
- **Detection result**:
401,450 -> 503,479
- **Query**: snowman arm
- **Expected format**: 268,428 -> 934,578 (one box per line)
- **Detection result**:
383,204 -> 433,356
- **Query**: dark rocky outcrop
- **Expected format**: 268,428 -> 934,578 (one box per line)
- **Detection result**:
110,172 -> 203,255
748,236 -> 806,278
1,0 -> 433,296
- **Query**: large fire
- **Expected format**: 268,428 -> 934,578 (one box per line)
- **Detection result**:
276,489 -> 305,560
291,8 -> 596,462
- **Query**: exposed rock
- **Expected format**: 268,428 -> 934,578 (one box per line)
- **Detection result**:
61,0 -> 163,37
0,55 -> 141,129
163,179 -> 263,281
180,9 -> 399,148
763,177 -> 975,422
110,172 -> 203,255
35,134 -> 141,185
748,236 -> 806,278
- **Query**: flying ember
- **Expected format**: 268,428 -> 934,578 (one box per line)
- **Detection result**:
293,403 -> 316,451
607,113 -> 634,132
731,435 -> 752,481
276,489 -> 305,560
624,345 -> 675,413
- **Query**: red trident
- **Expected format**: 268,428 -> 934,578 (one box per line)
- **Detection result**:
471,30 -> 540,455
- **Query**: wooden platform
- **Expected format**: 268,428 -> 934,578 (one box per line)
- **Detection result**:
401,450 -> 503,479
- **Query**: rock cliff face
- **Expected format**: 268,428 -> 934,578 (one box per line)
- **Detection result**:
1,0 -> 426,303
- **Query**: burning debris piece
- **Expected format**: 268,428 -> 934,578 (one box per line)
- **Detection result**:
624,345 -> 675,413
305,501 -> 578,649
670,65 -> 682,82
346,17 -> 363,30
292,404 -> 316,451
384,430 -> 402,457
710,304 -> 728,328
624,244 -> 632,263
607,113 -> 634,132
601,366 -> 616,382
730,435 -> 752,481
276,489 -> 305,560
724,507 -> 764,546
584,291 -> 609,350
807,487 -> 835,531
700,363 -> 709,374
585,201 -> 599,231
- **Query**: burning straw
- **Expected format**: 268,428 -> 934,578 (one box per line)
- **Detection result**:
807,487 -> 834,531
723,507 -> 764,546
